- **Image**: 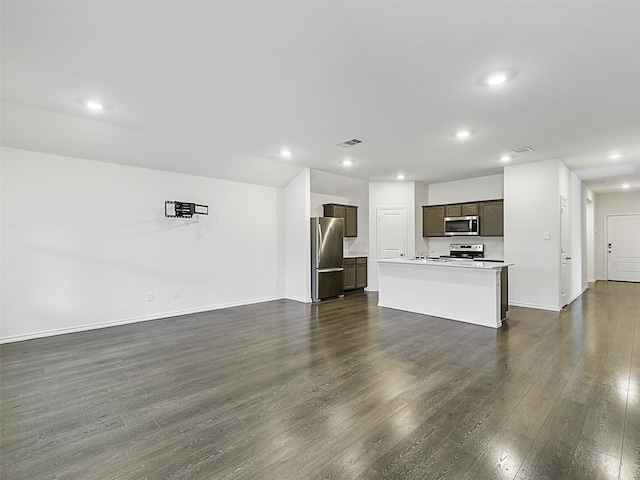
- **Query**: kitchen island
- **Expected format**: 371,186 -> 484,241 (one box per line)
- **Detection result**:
377,258 -> 513,328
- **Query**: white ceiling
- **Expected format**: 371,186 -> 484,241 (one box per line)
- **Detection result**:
2,1 -> 639,195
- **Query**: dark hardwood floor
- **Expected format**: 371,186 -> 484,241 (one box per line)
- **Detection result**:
1,281 -> 639,479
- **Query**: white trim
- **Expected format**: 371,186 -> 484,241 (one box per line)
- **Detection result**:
567,285 -> 588,305
0,296 -> 284,344
286,295 -> 312,303
509,283 -> 587,312
508,302 -> 561,312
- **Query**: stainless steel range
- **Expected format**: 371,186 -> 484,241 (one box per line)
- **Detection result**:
442,243 -> 484,259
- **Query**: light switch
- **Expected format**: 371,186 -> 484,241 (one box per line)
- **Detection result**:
544,232 -> 550,240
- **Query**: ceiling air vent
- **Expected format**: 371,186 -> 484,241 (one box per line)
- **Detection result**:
337,138 -> 363,148
510,147 -> 534,154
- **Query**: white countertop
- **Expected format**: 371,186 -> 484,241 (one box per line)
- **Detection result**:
344,253 -> 368,258
377,258 -> 513,270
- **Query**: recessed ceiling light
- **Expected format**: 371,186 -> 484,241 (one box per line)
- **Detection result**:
279,148 -> 293,159
485,71 -> 509,86
454,129 -> 474,139
500,155 -> 512,162
608,153 -> 621,160
396,174 -> 405,180
341,159 -> 353,167
84,100 -> 104,111
622,184 -> 630,189
481,69 -> 516,87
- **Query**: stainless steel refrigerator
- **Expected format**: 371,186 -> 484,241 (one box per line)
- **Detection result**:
311,217 -> 344,302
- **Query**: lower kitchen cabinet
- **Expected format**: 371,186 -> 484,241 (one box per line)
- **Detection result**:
356,257 -> 368,288
344,258 -> 356,290
344,256 -> 367,291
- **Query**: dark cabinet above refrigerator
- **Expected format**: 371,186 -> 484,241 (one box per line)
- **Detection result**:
323,203 -> 358,237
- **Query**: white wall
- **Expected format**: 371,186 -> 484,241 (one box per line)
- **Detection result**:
427,174 -> 504,204
368,181 -> 416,291
284,168 -> 311,303
310,188 -> 370,257
562,165 -> 593,303
347,183 -> 369,255
505,160 -> 592,310
576,179 -> 595,292
504,160 -> 561,311
594,191 -> 640,280
1,147 -> 285,342
586,197 -> 595,282
564,164 -> 583,303
310,192 -> 347,218
0,151 -> 3,331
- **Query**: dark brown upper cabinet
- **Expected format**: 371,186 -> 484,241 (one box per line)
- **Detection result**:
323,203 -> 358,237
445,204 -> 462,217
479,200 -> 504,236
423,205 -> 445,237
423,199 -> 503,237
445,203 -> 478,217
462,203 -> 479,216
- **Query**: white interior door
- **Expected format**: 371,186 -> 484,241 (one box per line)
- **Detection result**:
378,208 -> 406,259
560,196 -> 569,306
607,214 -> 640,282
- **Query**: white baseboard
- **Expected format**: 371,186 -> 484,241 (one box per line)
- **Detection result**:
566,285 -> 589,305
285,295 -> 312,303
0,295 -> 284,344
508,302 -> 561,312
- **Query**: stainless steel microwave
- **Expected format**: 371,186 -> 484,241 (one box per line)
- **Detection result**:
444,216 -> 480,236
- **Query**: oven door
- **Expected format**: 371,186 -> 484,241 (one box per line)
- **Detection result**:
444,216 -> 480,236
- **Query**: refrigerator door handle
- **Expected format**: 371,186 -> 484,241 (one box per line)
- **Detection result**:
318,267 -> 344,273
317,223 -> 322,265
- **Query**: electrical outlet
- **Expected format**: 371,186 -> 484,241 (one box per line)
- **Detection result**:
146,292 -> 153,302
174,289 -> 180,298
